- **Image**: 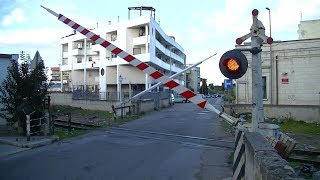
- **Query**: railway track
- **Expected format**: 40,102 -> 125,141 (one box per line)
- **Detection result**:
53,119 -> 101,130
53,119 -> 235,149
288,149 -> 320,167
53,119 -> 319,164
106,127 -> 235,149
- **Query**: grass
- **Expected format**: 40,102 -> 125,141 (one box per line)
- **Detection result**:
273,117 -> 320,134
237,113 -> 320,135
51,105 -> 143,140
54,129 -> 87,140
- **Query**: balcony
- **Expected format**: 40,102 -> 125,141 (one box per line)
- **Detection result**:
62,52 -> 68,58
155,40 -> 185,64
153,57 -> 181,74
72,48 -> 84,56
133,35 -> 150,46
91,44 -> 100,52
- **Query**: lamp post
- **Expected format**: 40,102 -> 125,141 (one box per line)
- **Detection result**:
169,47 -> 175,105
266,7 -> 273,104
58,64 -> 63,91
118,75 -> 123,103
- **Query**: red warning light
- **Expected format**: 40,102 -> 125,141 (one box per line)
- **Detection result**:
226,59 -> 240,72
219,50 -> 248,79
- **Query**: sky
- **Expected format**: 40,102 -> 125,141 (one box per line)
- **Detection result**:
1,0 -> 320,85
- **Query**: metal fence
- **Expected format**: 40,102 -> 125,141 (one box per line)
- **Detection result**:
26,113 -> 50,141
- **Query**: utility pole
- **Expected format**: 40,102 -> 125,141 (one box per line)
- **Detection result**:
84,38 -> 87,91
266,7 -> 273,104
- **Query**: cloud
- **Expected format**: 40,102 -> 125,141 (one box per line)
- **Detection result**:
0,28 -> 67,47
2,8 -> 25,26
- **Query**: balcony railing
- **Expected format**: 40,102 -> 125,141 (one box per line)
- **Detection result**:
72,48 -> 84,55
155,40 -> 185,65
133,35 -> 150,46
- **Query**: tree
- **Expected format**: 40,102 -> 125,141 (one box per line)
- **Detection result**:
208,83 -> 214,93
0,51 -> 48,134
199,78 -> 208,95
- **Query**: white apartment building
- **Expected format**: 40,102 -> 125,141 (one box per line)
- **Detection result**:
235,18 -> 320,107
59,7 -> 186,99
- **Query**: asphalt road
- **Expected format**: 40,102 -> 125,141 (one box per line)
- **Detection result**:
0,97 -> 234,180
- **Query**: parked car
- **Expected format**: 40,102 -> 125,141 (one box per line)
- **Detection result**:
174,94 -> 188,103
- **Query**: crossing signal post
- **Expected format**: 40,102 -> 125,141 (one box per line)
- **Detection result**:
219,50 -> 248,79
234,9 -> 273,132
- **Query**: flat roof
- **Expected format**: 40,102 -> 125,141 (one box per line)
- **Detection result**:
0,54 -> 13,58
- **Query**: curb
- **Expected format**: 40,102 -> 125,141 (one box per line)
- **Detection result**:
0,147 -> 30,158
0,136 -> 59,148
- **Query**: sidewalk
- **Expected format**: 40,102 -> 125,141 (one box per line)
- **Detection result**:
0,135 -> 59,148
0,125 -> 59,157
0,136 -> 59,158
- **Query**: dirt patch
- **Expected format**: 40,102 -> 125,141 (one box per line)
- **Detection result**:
54,113 -> 114,127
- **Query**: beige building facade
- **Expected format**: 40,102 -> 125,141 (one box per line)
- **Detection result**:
235,38 -> 320,105
235,19 -> 320,106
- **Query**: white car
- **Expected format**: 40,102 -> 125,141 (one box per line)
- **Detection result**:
174,94 -> 186,103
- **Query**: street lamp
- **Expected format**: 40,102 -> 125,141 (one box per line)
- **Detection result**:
266,7 -> 273,104
58,64 -> 63,92
118,75 -> 123,102
169,47 -> 175,105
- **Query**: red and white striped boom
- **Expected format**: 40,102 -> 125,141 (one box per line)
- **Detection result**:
41,5 -> 233,121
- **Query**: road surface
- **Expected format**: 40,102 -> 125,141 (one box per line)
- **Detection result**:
0,97 -> 234,180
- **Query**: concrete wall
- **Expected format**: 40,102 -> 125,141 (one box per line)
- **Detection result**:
49,92 -> 169,115
225,104 -> 320,123
243,132 -> 296,179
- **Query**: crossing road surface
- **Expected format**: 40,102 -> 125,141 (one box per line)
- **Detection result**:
0,97 -> 234,180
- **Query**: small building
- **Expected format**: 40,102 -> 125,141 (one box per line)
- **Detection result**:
234,19 -> 320,106
185,65 -> 200,93
50,67 -> 61,82
0,54 -> 19,125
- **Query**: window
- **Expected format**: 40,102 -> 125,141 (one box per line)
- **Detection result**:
262,76 -> 267,99
133,48 -> 141,55
77,57 -> 82,63
111,53 -> 117,58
